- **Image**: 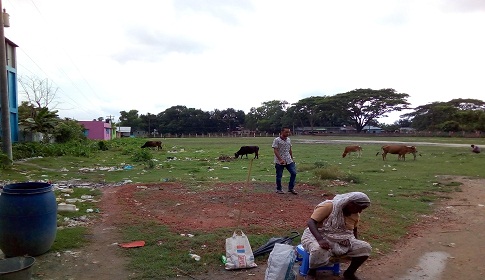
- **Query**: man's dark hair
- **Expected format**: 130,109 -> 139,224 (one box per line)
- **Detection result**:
281,127 -> 290,132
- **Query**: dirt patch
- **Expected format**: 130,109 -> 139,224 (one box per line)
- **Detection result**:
27,177 -> 485,280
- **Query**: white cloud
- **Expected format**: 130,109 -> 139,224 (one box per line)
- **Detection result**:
4,0 -> 485,123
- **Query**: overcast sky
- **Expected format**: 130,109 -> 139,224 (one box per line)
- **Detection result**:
4,0 -> 485,123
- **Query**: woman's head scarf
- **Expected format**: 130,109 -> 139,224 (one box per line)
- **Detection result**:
323,192 -> 370,231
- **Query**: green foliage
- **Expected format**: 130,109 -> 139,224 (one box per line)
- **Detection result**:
54,118 -> 87,143
20,107 -> 59,142
145,159 -> 156,169
131,149 -> 153,162
328,88 -> 410,132
98,140 -> 109,151
0,152 -> 12,169
12,140 -> 99,159
403,98 -> 485,132
245,100 -> 289,132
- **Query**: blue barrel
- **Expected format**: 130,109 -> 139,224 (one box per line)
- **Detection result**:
0,182 -> 57,257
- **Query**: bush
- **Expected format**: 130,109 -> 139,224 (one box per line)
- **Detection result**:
54,119 -> 87,143
131,149 -> 153,162
98,141 -> 108,151
0,152 -> 12,169
12,140 -> 98,160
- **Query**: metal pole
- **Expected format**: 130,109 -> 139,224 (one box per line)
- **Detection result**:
0,0 -> 12,163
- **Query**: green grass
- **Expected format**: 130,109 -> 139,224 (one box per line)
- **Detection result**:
51,227 -> 90,251
3,135 -> 485,277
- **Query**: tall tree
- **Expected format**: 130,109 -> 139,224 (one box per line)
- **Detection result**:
245,100 -> 288,133
291,96 -> 329,130
329,88 -> 410,132
403,99 -> 485,131
119,110 -> 142,131
18,75 -> 59,109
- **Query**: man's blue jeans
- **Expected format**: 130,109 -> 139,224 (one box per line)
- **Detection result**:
275,162 -> 297,191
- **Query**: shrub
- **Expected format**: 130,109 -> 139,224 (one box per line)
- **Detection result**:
54,119 -> 86,143
98,141 -> 108,151
0,152 -> 12,169
131,149 -> 153,162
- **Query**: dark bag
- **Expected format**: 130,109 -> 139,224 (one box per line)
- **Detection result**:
253,231 -> 300,257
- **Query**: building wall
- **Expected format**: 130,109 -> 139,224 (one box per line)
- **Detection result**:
79,121 -> 112,140
0,39 -> 18,142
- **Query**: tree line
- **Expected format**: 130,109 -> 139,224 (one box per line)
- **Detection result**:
118,88 -> 485,135
15,85 -> 485,142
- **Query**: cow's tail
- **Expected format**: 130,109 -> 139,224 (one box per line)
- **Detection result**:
375,151 -> 380,156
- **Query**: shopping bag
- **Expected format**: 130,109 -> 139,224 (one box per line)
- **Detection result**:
225,231 -> 258,270
264,243 -> 297,280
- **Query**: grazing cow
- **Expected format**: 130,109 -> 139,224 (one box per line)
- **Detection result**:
141,141 -> 162,150
376,145 -> 418,161
342,145 -> 363,158
235,146 -> 259,159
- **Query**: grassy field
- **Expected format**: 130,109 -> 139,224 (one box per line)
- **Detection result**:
2,135 -> 484,278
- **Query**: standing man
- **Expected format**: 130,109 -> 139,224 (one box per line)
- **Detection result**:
272,127 -> 297,194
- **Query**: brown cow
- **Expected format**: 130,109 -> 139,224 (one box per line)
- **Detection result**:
342,145 -> 362,158
141,141 -> 162,150
376,145 -> 417,161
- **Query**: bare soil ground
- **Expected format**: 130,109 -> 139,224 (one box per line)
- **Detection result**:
29,176 -> 485,280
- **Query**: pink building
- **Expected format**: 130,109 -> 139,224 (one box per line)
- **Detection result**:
79,120 -> 112,140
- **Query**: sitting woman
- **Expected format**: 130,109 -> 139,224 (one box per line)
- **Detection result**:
471,144 -> 481,154
301,192 -> 371,280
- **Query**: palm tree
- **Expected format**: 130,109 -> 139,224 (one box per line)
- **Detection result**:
21,107 -> 59,143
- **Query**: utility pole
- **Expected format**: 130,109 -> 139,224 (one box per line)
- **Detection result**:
0,0 -> 12,163
105,115 -> 114,122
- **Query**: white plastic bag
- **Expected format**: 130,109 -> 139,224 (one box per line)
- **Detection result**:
225,231 -> 257,270
264,243 -> 297,280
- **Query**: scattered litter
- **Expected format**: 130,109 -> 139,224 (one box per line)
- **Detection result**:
81,195 -> 93,199
86,209 -> 94,213
222,167 -> 229,169
388,194 -> 394,197
60,189 -> 74,193
136,186 -> 148,189
189,254 -> 201,261
478,204 -> 484,207
123,165 -> 134,170
119,240 -> 146,248
392,168 -> 397,171
447,243 -> 456,248
57,203 -> 78,212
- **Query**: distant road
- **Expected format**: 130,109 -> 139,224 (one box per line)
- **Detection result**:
294,139 -> 471,148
